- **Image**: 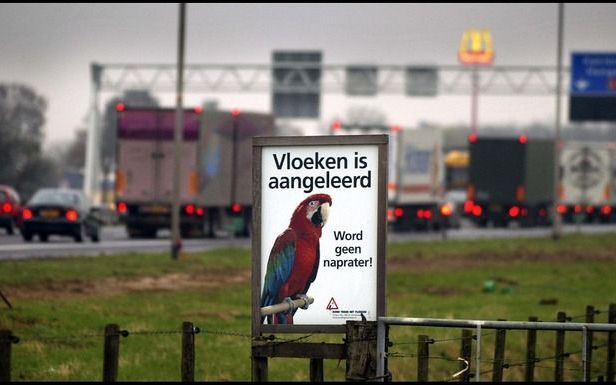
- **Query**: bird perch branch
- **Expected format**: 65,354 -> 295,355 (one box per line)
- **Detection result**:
260,296 -> 314,317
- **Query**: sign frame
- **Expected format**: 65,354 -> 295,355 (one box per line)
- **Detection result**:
251,135 -> 388,336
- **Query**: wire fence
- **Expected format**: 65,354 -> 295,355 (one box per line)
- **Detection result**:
1,304 -> 615,381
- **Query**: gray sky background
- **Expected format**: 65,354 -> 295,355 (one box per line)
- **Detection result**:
1,3 -> 616,147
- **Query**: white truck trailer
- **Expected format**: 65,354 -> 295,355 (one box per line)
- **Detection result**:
559,141 -> 614,223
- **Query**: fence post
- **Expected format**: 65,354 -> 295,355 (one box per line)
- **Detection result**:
0,330 -> 16,382
607,304 -> 616,382
181,321 -> 196,382
345,321 -> 378,381
584,305 -> 595,382
251,355 -> 268,382
417,335 -> 430,382
525,316 -> 538,382
310,359 -> 324,382
555,311 -> 567,382
459,329 -> 472,382
103,324 -> 121,382
492,327 -> 507,382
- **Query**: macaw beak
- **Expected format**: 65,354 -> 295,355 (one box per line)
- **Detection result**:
318,202 -> 330,227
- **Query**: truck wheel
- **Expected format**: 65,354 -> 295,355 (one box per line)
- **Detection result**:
90,231 -> 100,242
39,233 -> 49,242
6,224 -> 13,235
74,226 -> 84,242
127,226 -> 141,239
22,230 -> 33,242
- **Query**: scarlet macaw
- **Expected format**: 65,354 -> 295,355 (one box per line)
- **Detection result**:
261,193 -> 332,324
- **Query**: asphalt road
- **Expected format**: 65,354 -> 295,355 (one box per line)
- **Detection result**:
1,221 -> 616,260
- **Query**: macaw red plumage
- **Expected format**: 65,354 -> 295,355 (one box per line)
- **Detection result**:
261,193 -> 332,324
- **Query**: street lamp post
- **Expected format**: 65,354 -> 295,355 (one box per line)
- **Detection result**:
552,3 -> 564,240
171,3 -> 186,260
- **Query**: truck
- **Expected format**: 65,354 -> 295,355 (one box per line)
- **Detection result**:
114,106 -> 276,239
466,135 -> 554,227
197,109 -> 275,237
114,107 -> 206,238
331,123 -> 450,231
444,149 -> 470,191
558,141 -> 615,224
388,127 -> 447,231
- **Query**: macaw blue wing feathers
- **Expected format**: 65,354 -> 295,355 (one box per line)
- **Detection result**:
260,228 -> 296,324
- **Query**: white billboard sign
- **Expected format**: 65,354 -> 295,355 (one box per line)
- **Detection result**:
252,135 -> 387,335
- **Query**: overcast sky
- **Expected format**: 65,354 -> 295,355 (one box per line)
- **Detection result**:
1,3 -> 616,146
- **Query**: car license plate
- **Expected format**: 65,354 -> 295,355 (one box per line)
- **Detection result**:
40,209 -> 60,218
140,204 -> 170,214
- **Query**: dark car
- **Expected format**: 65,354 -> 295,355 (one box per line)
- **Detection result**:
0,185 -> 22,235
18,188 -> 101,242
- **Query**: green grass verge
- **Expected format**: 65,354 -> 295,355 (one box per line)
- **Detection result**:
0,233 -> 615,381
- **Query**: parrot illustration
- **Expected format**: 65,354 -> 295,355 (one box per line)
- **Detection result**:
261,193 -> 332,324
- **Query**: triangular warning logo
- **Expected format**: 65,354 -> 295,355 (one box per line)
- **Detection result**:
326,297 -> 339,310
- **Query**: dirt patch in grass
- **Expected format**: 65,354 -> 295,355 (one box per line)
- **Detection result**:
5,269 -> 251,301
420,286 -> 471,297
389,248 -> 616,273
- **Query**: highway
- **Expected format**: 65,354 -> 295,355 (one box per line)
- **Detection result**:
1,220 -> 616,260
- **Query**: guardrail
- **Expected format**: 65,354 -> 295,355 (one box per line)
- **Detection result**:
377,312 -> 616,382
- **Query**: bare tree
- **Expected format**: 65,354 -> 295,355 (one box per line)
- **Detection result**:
0,83 -> 60,200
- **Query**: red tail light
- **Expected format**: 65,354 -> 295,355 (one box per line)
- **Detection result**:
518,135 -> 528,144
601,205 -> 612,215
115,102 -> 125,112
394,207 -> 404,218
468,133 -> 477,143
2,202 -> 12,213
331,121 -> 342,131
416,209 -> 432,219
557,204 -> 567,214
65,209 -> 78,221
185,204 -> 195,215
574,204 -> 582,214
231,203 -> 241,214
231,108 -> 241,117
463,200 -> 474,213
117,202 -> 127,214
585,205 -> 594,214
472,205 -> 483,217
508,206 -> 520,218
196,207 -> 204,216
22,208 -> 33,220
193,106 -> 203,114
391,124 -> 401,133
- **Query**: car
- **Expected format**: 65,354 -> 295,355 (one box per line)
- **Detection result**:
18,188 -> 101,242
0,185 -> 22,235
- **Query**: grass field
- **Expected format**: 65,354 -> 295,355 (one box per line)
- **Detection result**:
1,233 -> 615,381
